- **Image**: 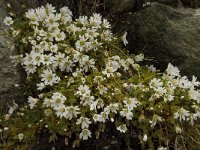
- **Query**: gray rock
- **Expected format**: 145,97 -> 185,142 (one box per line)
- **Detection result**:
106,0 -> 136,14
181,0 -> 200,8
106,0 -> 200,15
0,0 -> 24,106
150,0 -> 180,7
5,0 -> 76,14
127,2 -> 200,79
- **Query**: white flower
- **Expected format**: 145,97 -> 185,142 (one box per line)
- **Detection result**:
28,96 -> 38,109
135,53 -> 144,62
25,9 -> 38,24
59,56 -> 74,72
76,85 -> 91,97
117,124 -> 127,133
120,108 -> 133,120
102,18 -> 111,29
126,58 -> 135,66
80,95 -> 94,106
100,30 -> 113,41
164,94 -> 174,102
46,3 -> 56,14
106,60 -> 120,70
18,133 -> 24,141
55,31 -> 66,41
189,89 -> 200,103
8,102 -> 18,114
4,16 -> 14,26
54,105 -> 68,118
123,98 -> 140,110
123,83 -> 135,92
175,125 -> 182,133
93,76 -> 104,84
148,65 -> 157,72
65,106 -> 80,120
50,44 -> 58,53
72,69 -> 83,77
37,82 -> 46,90
61,15 -> 72,24
75,35 -> 87,52
24,62 -> 37,74
102,66 -> 117,78
76,117 -> 91,129
96,98 -> 104,109
79,56 -> 95,72
89,13 -> 102,28
98,85 -> 108,95
67,77 -> 74,87
193,111 -> 200,120
166,63 -> 180,77
32,45 -> 44,53
150,115 -> 162,127
35,6 -> 47,21
44,109 -> 53,116
79,128 -> 92,140
41,69 -> 60,86
4,127 -> 9,131
93,114 -> 100,122
122,31 -> 128,46
12,30 -> 20,37
157,146 -> 167,150
30,51 -> 44,66
90,100 -> 98,110
60,6 -> 72,17
178,76 -> 193,89
191,75 -> 200,87
54,52 -> 65,67
76,16 -> 88,25
150,78 -> 163,89
66,24 -> 80,34
107,103 -> 119,114
97,111 -> 109,123
44,31 -> 54,41
50,92 -> 66,108
4,114 -> 11,121
45,13 -> 60,25
143,134 -> 148,142
174,107 -> 190,121
155,87 -> 166,97
48,22 -> 60,33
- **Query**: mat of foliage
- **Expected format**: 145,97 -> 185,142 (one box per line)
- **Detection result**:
0,3 -> 200,150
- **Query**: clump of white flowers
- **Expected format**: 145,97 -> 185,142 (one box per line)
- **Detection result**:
1,3 -> 200,149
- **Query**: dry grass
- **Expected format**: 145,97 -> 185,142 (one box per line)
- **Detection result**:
172,122 -> 200,150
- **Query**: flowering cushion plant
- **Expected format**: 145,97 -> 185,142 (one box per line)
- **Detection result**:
1,3 -> 200,149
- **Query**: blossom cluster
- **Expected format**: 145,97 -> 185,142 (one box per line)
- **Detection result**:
2,3 -> 200,149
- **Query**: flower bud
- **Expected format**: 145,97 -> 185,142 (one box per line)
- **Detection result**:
143,134 -> 148,142
175,125 -> 182,134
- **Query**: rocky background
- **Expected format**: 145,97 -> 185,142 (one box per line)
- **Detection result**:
1,0 -> 200,149
0,0 -> 24,108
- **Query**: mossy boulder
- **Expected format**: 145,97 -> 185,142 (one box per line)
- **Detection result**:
127,2 -> 200,79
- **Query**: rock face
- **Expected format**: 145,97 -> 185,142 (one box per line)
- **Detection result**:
127,2 -> 200,79
106,0 -> 200,15
181,0 -> 200,8
0,0 -> 24,106
6,0 -> 76,14
106,0 -> 137,14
